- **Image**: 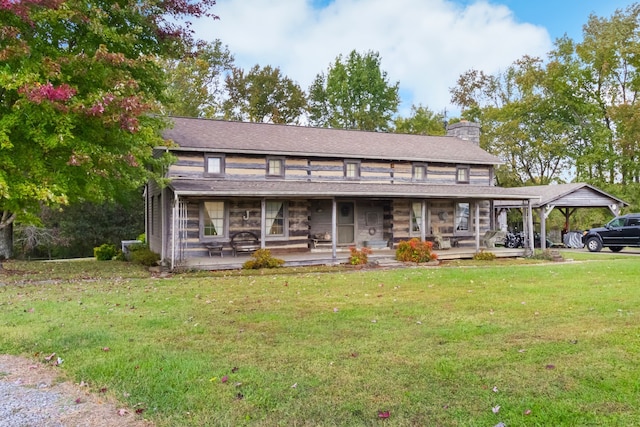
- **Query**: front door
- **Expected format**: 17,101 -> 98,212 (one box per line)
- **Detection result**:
337,202 -> 355,244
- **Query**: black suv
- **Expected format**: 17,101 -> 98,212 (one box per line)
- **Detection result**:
582,213 -> 640,252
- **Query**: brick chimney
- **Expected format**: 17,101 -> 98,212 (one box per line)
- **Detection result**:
446,120 -> 480,146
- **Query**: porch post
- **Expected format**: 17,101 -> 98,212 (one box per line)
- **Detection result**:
421,201 -> 426,241
260,198 -> 266,249
475,201 -> 480,252
331,198 -> 337,259
171,193 -> 177,271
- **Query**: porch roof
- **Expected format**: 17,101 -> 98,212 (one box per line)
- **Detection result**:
162,117 -> 502,166
169,179 -> 540,201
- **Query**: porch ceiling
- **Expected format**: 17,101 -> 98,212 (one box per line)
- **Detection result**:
169,179 -> 540,201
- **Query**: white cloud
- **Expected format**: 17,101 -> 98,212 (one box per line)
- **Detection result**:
193,0 -> 552,116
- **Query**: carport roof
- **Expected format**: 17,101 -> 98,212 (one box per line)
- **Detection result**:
493,183 -> 628,209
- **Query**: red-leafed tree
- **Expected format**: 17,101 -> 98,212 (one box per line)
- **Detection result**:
0,0 -> 218,259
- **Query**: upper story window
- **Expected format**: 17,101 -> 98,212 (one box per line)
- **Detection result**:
413,164 -> 427,181
456,165 -> 470,183
344,160 -> 360,179
205,154 -> 225,176
267,157 -> 285,177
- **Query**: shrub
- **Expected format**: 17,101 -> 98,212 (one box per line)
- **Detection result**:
473,250 -> 496,261
130,247 -> 161,266
395,238 -> 438,263
94,243 -> 117,261
349,247 -> 372,266
242,249 -> 285,269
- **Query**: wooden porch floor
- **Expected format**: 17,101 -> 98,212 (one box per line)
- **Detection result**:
175,246 -> 528,271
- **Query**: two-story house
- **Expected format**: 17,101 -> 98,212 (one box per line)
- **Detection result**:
147,117 -> 538,268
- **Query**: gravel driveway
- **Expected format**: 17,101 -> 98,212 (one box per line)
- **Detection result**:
0,355 -> 151,427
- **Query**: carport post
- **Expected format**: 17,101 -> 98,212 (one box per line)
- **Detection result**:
527,199 -> 535,256
540,207 -> 546,250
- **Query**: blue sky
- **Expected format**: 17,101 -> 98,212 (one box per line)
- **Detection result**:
194,0 -> 636,117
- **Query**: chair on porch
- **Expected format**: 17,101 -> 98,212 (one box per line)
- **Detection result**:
433,234 -> 451,250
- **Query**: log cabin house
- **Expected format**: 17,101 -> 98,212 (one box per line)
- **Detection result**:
146,117 -> 539,269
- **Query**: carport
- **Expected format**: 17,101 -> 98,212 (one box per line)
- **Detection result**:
494,183 -> 629,250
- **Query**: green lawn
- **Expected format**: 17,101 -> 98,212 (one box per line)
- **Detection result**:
1,253 -> 639,426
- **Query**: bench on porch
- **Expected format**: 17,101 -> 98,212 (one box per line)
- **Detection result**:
231,231 -> 260,257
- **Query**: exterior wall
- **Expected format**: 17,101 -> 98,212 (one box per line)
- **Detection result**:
167,152 -> 493,186
146,180 -> 164,255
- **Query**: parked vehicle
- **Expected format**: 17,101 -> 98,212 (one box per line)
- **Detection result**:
582,213 -> 640,252
505,231 -> 524,248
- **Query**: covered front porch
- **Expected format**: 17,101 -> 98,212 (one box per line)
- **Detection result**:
177,246 -> 528,271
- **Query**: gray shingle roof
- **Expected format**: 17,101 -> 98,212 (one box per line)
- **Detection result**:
162,117 -> 501,165
169,179 -> 539,200
493,183 -> 628,208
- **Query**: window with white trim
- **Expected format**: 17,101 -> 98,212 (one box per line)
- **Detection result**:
411,202 -> 423,235
455,202 -> 470,232
202,201 -> 226,238
266,200 -> 286,236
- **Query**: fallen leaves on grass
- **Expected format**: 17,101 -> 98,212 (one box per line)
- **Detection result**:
378,410 -> 390,419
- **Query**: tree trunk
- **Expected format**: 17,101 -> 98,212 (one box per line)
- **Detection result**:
0,221 -> 13,260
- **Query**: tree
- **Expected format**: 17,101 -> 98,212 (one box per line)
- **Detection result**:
222,64 -> 307,124
163,40 -> 234,118
0,0 -> 217,259
393,105 -> 446,135
308,50 -> 400,131
451,56 -> 579,186
549,4 -> 640,186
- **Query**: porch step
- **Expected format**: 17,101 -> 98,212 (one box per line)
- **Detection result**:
550,249 -> 564,262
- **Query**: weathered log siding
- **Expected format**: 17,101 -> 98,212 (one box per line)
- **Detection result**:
167,152 -> 493,185
361,161 -> 392,183
393,163 -> 412,182
310,160 -> 344,180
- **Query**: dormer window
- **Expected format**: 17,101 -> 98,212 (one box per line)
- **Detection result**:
205,154 -> 225,176
456,165 -> 470,183
413,164 -> 427,181
344,160 -> 360,179
267,157 -> 285,177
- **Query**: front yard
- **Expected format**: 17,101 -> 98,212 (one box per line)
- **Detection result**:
1,253 -> 639,426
